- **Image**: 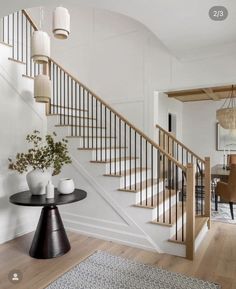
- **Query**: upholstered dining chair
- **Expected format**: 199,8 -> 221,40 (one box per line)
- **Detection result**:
228,154 -> 236,167
215,164 -> 236,220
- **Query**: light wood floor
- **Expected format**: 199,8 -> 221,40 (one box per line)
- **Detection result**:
0,221 -> 235,289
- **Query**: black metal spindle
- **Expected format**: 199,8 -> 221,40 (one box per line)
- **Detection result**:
145,140 -> 148,205
140,136 -> 142,204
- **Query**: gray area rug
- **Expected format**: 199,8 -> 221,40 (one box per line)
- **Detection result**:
211,202 -> 236,224
46,251 -> 220,289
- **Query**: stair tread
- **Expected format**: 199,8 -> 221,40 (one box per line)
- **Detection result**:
0,41 -> 12,47
91,157 -> 138,164
47,113 -> 96,120
22,74 -> 34,80
67,136 -> 116,139
151,202 -> 186,226
135,188 -> 176,209
55,125 -> 105,129
8,57 -> 26,65
50,104 -> 88,112
168,216 -> 209,244
119,179 -> 159,193
104,167 -> 149,177
77,146 -> 127,151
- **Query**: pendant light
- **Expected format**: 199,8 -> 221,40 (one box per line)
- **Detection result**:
216,85 -> 236,129
31,7 -> 50,64
53,7 -> 70,39
34,74 -> 51,103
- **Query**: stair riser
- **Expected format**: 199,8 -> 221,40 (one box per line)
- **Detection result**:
118,170 -> 152,187
77,138 -> 117,148
50,108 -> 88,117
49,114 -> 97,126
133,182 -> 164,202
92,149 -> 126,160
169,213 -> 186,238
104,159 -> 136,174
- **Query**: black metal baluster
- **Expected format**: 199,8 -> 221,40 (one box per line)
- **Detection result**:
79,86 -> 81,136
87,90 -> 90,148
25,19 -> 28,76
91,95 -> 94,149
129,127 -> 131,189
119,119 -> 122,175
109,110 -> 112,174
100,103 -> 102,161
151,145 -> 154,207
134,131 -> 137,190
17,11 -> 19,61
114,115 -> 117,175
140,136 -> 142,204
71,79 -> 74,136
182,171 -> 185,241
124,123 -> 127,188
163,154 -> 165,223
104,107 -> 107,159
12,13 -> 15,58
157,149 -> 160,222
63,71 -> 66,125
145,140 -> 148,206
75,83 -> 78,137
83,87 -> 85,147
60,69 -> 63,125
95,99 -> 98,159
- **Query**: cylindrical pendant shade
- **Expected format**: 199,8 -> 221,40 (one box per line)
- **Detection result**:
34,74 -> 51,103
53,7 -> 70,39
31,31 -> 50,64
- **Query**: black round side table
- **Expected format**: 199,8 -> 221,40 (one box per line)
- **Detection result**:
9,189 -> 87,259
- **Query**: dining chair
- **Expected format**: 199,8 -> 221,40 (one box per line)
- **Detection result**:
215,164 -> 236,220
227,154 -> 236,168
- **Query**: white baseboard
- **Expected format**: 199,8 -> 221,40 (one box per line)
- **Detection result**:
64,218 -> 156,252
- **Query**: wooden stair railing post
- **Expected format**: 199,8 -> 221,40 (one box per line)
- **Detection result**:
204,157 -> 211,229
186,163 -> 195,260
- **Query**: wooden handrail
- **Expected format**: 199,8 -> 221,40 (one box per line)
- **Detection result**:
156,123 -> 205,164
22,10 -> 38,31
49,58 -> 187,172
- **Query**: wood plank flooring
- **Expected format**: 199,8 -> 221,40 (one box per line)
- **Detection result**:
0,221 -> 235,289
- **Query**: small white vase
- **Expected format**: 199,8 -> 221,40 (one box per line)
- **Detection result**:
58,178 -> 75,194
26,169 -> 51,195
46,180 -> 55,199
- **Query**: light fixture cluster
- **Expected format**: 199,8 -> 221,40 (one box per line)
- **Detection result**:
31,6 -> 70,103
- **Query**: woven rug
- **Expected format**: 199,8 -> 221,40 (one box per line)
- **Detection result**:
211,202 -> 236,224
46,251 -> 220,289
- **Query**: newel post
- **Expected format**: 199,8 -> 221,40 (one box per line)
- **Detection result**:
186,163 -> 195,260
204,157 -> 211,229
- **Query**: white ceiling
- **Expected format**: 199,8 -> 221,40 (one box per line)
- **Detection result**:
2,0 -> 236,61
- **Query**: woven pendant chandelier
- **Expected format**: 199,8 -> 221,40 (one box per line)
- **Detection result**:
216,85 -> 236,129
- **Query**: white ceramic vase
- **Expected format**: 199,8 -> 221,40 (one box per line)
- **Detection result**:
58,178 -> 75,194
26,169 -> 51,195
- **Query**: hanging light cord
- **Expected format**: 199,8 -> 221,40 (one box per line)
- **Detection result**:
219,85 -> 236,109
39,7 -> 44,30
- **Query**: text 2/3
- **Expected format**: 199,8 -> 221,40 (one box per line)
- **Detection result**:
209,6 -> 228,21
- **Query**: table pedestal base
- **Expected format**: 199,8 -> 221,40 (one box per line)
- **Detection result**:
29,205 -> 70,259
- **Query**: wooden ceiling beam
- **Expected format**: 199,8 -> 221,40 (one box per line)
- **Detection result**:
202,88 -> 221,101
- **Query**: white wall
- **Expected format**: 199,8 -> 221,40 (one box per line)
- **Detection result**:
154,92 -> 183,142
0,44 -> 47,244
182,100 -> 225,166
